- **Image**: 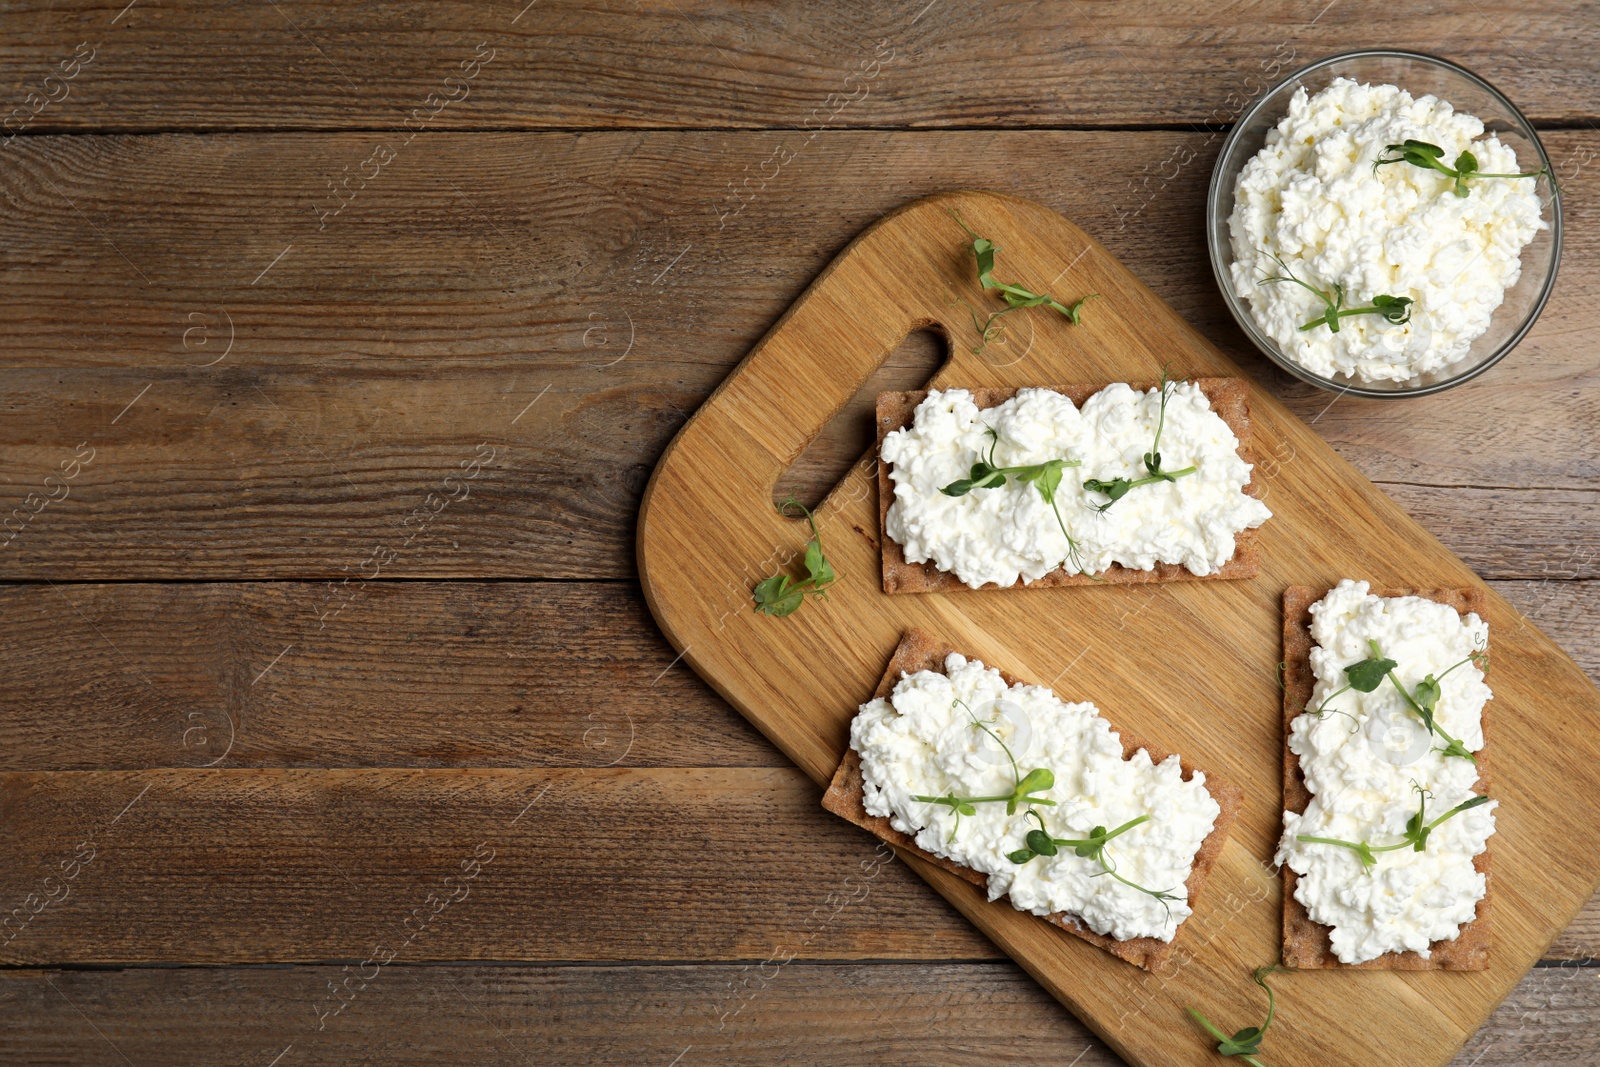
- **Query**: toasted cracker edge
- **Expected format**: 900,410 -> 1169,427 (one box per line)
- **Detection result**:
822,627 -> 1244,971
1280,585 -> 1492,970
876,378 -> 1262,595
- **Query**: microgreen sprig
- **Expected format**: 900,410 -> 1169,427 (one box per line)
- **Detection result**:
1256,252 -> 1413,334
1006,809 -> 1182,911
1188,965 -> 1283,1067
1296,782 -> 1492,872
910,699 -> 1058,841
1083,366 -> 1198,511
1375,139 -> 1548,198
752,495 -> 836,617
940,426 -> 1093,574
951,210 -> 1097,357
1358,639 -> 1482,762
1289,639 -> 1482,761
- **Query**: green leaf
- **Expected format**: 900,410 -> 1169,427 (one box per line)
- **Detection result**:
1031,460 -> 1064,502
1084,477 -> 1132,504
1016,767 -> 1055,796
1007,847 -> 1037,864
1025,828 -> 1058,857
972,237 -> 997,289
1407,139 -> 1446,158
1373,294 -> 1413,324
1344,650 -> 1397,693
1455,149 -> 1479,176
752,574 -> 803,617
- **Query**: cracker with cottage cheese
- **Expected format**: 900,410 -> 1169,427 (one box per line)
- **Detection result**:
1279,583 -> 1493,970
876,379 -> 1268,594
822,628 -> 1243,971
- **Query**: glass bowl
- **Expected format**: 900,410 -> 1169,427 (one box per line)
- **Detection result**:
1206,49 -> 1562,398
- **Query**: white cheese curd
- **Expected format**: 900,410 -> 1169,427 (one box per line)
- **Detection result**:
1229,77 -> 1546,382
1274,579 -> 1496,964
851,652 -> 1222,942
881,383 -> 1270,589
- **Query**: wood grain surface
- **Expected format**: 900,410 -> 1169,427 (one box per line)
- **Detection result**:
1,2 -> 1598,130
3,3 -> 1599,1064
634,190 -> 1600,1066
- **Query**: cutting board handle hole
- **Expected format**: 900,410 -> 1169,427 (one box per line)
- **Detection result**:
771,325 -> 948,513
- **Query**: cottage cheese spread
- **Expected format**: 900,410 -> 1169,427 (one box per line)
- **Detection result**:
1229,78 -> 1546,382
881,383 -> 1270,588
852,652 -> 1222,942
1274,579 -> 1495,964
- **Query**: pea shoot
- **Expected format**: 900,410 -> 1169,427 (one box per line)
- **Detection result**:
1256,252 -> 1413,334
910,699 -> 1056,841
940,426 -> 1092,574
951,210 -> 1097,357
1006,809 -> 1181,910
1083,367 -> 1198,511
1188,965 -> 1283,1067
1379,640 -> 1487,763
1342,639 -> 1481,762
1375,139 -> 1548,198
752,495 -> 837,617
1296,782 -> 1492,871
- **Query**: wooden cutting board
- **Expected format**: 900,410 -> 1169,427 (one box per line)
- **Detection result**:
635,191 -> 1600,1067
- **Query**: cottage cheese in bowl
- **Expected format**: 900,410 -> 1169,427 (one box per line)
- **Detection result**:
1228,77 -> 1547,383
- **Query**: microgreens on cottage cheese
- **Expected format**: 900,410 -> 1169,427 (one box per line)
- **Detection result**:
1082,367 -> 1198,511
1375,138 -> 1549,198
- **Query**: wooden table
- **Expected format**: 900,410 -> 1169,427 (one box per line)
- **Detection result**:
1,4 -> 1595,1063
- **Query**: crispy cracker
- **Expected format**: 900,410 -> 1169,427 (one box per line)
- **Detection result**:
822,628 -> 1244,971
1280,585 -> 1492,970
876,378 -> 1262,594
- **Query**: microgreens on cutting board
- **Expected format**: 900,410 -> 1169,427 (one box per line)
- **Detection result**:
752,494 -> 836,617
1189,966 -> 1284,1067
951,209 -> 1097,357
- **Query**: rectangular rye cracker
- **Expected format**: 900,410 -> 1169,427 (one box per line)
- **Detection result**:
1280,585 -> 1492,970
822,627 -> 1243,970
876,378 -> 1262,594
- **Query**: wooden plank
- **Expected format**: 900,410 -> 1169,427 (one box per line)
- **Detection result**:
0,962 -> 1594,1066
0,766 -> 998,964
1383,487 -> 1600,581
2,131 -> 1595,579
2,761 -> 1587,970
0,581 -> 768,772
2,2 -> 1598,131
634,189 -> 1600,1067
